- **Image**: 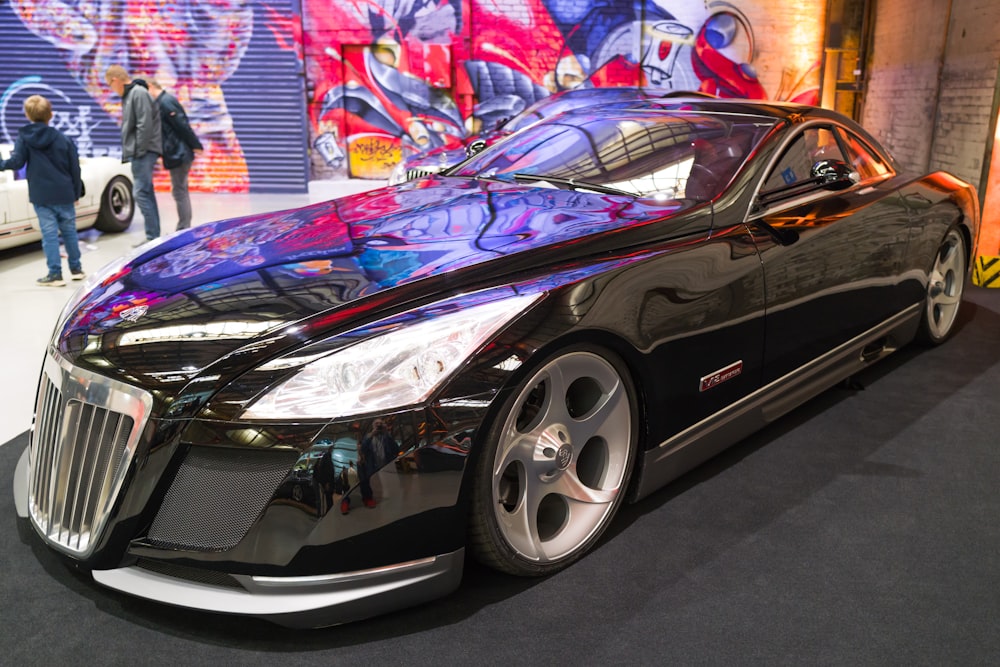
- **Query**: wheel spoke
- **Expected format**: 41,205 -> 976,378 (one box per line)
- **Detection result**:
537,363 -> 573,426
550,469 -> 619,505
497,484 -> 545,559
493,432 -> 527,496
563,378 -> 628,449
937,292 -> 961,307
538,498 -> 618,559
938,242 -> 957,270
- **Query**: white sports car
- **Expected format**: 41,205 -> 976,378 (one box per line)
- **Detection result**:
0,144 -> 135,251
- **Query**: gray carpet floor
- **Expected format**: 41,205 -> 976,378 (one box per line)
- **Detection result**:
3,287 -> 999,665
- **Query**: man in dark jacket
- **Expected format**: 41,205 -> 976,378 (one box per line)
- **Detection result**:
0,95 -> 84,286
105,65 -> 161,242
148,79 -> 203,230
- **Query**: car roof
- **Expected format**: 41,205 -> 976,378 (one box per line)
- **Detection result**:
550,97 -> 864,128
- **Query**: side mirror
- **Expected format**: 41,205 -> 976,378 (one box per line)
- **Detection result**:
811,159 -> 859,191
465,139 -> 487,157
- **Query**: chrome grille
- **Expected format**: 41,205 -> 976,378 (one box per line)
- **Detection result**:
28,351 -> 152,558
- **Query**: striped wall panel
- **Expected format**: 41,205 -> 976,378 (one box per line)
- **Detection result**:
0,0 -> 308,194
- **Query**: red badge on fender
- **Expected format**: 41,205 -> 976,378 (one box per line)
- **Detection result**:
700,360 -> 743,392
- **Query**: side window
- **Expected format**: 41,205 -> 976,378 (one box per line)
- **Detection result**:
835,127 -> 892,181
762,126 -> 846,194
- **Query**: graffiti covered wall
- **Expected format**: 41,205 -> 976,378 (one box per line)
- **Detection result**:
0,1 -> 826,190
306,0 -> 828,180
0,0 -> 309,193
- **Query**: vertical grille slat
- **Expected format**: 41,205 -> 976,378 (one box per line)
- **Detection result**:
37,376 -> 62,524
74,408 -> 112,542
28,353 -> 151,558
61,402 -> 95,541
52,402 -> 84,542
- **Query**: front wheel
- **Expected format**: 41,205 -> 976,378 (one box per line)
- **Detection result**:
94,175 -> 135,233
469,344 -> 638,576
917,227 -> 967,345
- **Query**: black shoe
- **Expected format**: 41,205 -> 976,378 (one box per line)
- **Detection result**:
37,274 -> 65,287
70,269 -> 86,281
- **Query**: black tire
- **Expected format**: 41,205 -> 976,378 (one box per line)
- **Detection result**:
916,227 -> 967,345
469,343 -> 638,576
94,175 -> 135,233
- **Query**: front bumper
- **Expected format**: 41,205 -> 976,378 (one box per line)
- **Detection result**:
15,443 -> 464,628
92,548 -> 464,628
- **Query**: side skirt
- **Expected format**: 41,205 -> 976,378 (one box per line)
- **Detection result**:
632,304 -> 922,501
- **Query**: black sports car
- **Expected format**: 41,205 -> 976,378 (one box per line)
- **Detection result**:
13,100 -> 979,628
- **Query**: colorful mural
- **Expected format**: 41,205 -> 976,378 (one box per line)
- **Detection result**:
0,0 -> 308,193
305,0 -> 825,180
1,1 -> 825,189
5,0 -> 253,190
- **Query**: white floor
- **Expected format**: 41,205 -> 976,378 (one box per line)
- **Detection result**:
0,180 -> 385,446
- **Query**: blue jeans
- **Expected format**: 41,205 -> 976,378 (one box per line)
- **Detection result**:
130,151 -> 161,239
34,203 -> 82,277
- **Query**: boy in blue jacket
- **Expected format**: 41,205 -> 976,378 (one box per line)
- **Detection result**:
0,95 -> 84,286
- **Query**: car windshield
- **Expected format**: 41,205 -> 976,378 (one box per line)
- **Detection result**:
504,89 -> 656,133
454,111 -> 774,201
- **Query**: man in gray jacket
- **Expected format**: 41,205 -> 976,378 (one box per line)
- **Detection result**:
105,65 -> 162,242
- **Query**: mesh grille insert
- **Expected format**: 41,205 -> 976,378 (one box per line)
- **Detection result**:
147,446 -> 297,551
135,558 -> 245,589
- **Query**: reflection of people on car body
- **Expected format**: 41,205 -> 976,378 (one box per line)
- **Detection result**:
341,420 -> 397,514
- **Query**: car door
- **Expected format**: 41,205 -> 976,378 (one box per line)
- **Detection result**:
749,122 -> 912,384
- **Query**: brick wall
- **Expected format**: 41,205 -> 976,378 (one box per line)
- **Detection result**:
931,0 -> 1000,186
862,0 -> 1000,255
860,0 -> 950,173
862,0 -> 1000,188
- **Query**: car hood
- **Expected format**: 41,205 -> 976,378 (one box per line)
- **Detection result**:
54,176 -> 705,398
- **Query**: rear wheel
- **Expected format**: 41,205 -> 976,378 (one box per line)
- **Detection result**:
917,227 -> 966,344
94,175 -> 135,233
469,344 -> 637,576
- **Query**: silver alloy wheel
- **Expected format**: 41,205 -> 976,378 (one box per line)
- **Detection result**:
925,228 -> 966,341
490,350 -> 633,564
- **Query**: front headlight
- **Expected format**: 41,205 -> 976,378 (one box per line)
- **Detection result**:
241,293 -> 541,420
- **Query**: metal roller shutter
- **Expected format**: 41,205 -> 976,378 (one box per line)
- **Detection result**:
0,0 -> 307,194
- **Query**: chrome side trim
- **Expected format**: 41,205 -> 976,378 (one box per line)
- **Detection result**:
27,349 -> 153,558
634,303 -> 921,500
250,556 -> 438,586
93,549 -> 465,628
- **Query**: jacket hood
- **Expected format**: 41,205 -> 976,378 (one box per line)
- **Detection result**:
20,123 -> 60,150
54,177 -> 702,397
